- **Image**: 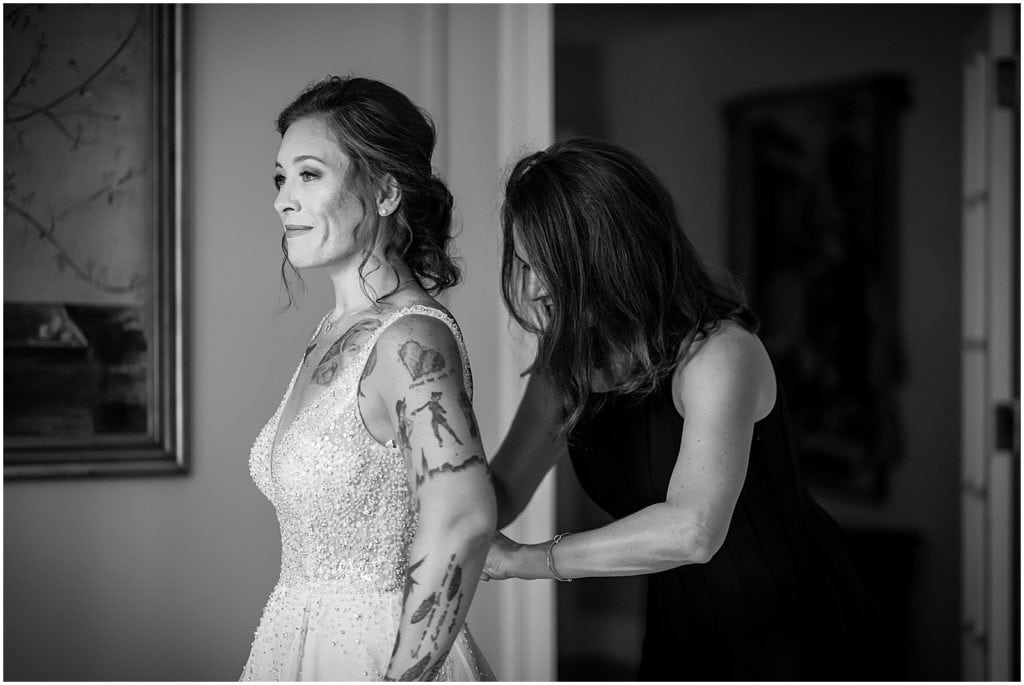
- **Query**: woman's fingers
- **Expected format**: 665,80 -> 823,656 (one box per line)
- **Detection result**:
482,531 -> 519,581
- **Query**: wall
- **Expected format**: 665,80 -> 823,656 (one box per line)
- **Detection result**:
4,5 -> 518,680
584,5 -> 976,679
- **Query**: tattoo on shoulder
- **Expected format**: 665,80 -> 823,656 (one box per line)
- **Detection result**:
399,340 -> 446,379
343,318 -> 382,348
358,344 -> 378,397
312,337 -> 344,386
312,318 -> 381,387
414,452 -> 488,487
399,340 -> 453,388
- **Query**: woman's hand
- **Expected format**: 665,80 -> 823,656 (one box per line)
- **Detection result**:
481,531 -> 522,581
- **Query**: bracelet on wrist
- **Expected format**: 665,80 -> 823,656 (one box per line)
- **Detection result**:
546,532 -> 573,582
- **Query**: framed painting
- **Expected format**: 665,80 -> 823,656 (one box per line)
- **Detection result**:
724,74 -> 909,501
4,5 -> 186,478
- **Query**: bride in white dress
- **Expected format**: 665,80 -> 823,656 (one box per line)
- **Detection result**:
241,76 -> 495,681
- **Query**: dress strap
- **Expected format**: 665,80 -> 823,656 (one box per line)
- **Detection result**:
361,304 -> 474,401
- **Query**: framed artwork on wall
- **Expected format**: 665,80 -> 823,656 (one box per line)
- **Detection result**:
724,74 -> 909,501
4,5 -> 187,478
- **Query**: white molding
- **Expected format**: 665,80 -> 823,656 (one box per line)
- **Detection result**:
960,34 -> 989,682
960,6 -> 1019,679
985,5 -> 1016,680
496,4 -> 556,681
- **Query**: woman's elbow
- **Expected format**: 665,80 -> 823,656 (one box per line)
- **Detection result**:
685,525 -> 725,565
658,525 -> 720,566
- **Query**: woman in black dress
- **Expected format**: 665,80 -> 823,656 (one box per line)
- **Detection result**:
482,138 -> 880,680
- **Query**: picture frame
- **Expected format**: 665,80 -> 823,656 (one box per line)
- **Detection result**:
4,5 -> 187,478
724,73 -> 909,501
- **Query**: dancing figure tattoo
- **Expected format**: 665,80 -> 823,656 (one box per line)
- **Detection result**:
411,391 -> 463,446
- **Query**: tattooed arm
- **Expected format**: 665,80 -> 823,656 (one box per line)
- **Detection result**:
485,322 -> 776,580
371,314 -> 496,681
488,371 -> 567,529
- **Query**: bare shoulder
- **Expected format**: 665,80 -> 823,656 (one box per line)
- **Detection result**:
673,320 -> 776,421
374,310 -> 466,386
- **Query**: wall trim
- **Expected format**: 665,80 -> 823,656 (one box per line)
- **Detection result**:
496,4 -> 555,681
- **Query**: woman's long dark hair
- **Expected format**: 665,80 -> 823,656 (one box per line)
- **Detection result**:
276,75 -> 459,306
501,137 -> 758,435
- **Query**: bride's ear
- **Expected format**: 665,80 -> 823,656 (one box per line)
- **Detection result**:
376,175 -> 401,217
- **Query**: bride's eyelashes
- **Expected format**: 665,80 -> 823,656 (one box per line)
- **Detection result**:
272,169 -> 323,190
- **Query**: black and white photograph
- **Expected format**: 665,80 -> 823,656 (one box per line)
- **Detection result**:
3,3 -> 1019,682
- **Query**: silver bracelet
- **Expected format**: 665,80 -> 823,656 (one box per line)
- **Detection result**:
546,532 -> 572,582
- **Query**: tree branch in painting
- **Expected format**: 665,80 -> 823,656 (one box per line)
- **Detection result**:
3,5 -> 147,294
3,167 -> 145,294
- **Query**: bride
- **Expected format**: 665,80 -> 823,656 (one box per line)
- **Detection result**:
241,75 -> 495,681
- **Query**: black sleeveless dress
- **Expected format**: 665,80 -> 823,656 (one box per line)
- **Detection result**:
568,374 -> 881,680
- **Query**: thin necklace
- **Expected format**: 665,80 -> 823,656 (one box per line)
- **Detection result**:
319,307 -> 368,337
318,278 -> 417,337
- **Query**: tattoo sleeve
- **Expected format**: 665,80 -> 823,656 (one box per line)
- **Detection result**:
382,320 -> 495,681
385,552 -> 473,681
414,451 -> 489,488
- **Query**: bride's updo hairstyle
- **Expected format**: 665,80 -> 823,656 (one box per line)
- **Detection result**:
276,75 -> 459,304
500,137 -> 758,436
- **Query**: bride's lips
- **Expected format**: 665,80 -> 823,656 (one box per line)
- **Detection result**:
285,224 -> 313,237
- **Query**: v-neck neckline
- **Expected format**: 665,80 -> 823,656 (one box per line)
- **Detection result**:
269,312 -> 352,464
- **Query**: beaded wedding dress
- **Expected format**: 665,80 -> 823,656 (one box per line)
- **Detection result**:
240,305 -> 494,681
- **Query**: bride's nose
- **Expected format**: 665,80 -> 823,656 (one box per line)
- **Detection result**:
274,185 -> 299,215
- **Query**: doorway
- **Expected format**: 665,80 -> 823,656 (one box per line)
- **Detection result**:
552,4 -> 986,679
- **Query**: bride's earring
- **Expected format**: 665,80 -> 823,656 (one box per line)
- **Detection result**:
377,175 -> 400,218
378,196 -> 399,216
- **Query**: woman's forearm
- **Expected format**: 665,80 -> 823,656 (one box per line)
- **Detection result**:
384,517 -> 492,680
492,473 -> 521,530
489,372 -> 567,531
510,502 -> 719,580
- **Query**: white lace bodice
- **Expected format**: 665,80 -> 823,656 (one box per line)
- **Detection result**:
241,304 -> 492,681
248,305 -> 473,595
